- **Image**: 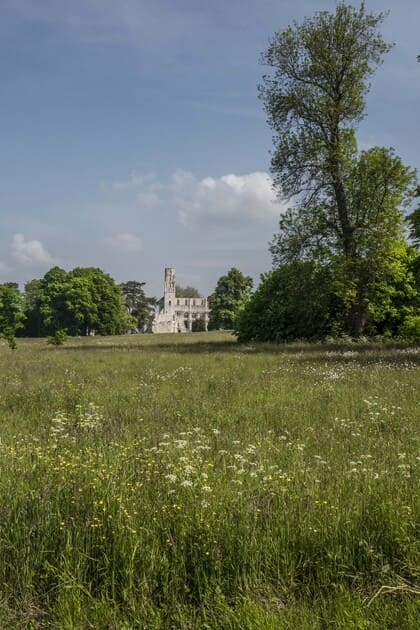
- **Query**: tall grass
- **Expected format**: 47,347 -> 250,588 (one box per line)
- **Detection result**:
0,332 -> 418,628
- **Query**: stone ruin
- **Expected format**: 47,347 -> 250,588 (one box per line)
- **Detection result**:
152,268 -> 210,333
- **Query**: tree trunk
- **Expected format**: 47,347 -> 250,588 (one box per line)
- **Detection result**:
346,265 -> 369,336
333,178 -> 354,256
347,304 -> 368,336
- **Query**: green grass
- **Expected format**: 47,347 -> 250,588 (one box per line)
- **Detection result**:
0,332 -> 419,628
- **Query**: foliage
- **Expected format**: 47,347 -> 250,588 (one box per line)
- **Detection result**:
406,187 -> 420,249
191,317 -> 206,332
120,280 -> 156,331
237,244 -> 420,343
21,267 -> 127,337
271,148 -> 415,265
72,267 -> 126,336
260,3 -> 417,337
208,268 -> 253,330
176,285 -> 201,298
47,329 -> 68,346
398,315 -> 420,342
330,239 -> 419,338
20,279 -> 43,337
260,2 -> 391,212
0,333 -> 418,627
32,266 -> 70,335
5,334 -> 17,350
235,263 -> 336,342
0,283 -> 25,346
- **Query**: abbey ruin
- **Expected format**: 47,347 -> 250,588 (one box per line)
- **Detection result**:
152,268 -> 210,333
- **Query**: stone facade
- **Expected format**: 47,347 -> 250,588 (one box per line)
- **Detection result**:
152,268 -> 210,333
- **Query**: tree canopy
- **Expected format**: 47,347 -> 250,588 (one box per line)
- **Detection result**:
260,2 -> 392,224
235,263 -> 335,342
175,285 -> 201,298
120,280 -> 156,331
21,267 -> 130,337
208,268 -> 253,330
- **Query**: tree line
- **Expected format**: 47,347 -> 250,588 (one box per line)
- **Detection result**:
0,265 -> 255,346
0,268 -> 157,346
0,263 -> 254,345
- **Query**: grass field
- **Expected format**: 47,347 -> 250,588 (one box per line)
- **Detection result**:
0,332 -> 418,629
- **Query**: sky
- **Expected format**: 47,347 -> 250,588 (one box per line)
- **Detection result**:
0,0 -> 419,298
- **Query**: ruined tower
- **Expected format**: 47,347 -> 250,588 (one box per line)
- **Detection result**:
163,267 -> 176,314
153,267 -> 210,333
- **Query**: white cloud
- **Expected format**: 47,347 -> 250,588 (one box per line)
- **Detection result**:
110,173 -> 162,210
106,168 -> 286,234
136,190 -> 161,209
12,233 -> 55,266
106,232 -> 143,252
111,173 -> 155,191
171,170 -> 284,228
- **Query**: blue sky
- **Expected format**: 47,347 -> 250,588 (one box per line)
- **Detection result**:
1,0 -> 419,297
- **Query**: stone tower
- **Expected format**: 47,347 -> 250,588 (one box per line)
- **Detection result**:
163,267 -> 176,314
153,267 -> 210,333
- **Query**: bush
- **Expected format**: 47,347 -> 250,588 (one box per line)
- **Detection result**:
192,318 -> 206,332
398,315 -> 420,342
1,332 -> 17,350
47,329 -> 68,346
235,262 -> 336,342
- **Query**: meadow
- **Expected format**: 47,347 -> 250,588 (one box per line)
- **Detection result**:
0,332 -> 418,629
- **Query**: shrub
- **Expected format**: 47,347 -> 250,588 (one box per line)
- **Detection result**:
47,329 -> 68,346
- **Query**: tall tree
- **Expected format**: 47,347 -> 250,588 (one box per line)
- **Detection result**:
0,283 -> 25,344
120,280 -> 156,331
38,266 -> 70,334
21,279 -> 43,336
208,268 -> 253,330
24,267 -> 127,336
260,2 -> 416,335
260,2 -> 391,249
69,267 -> 126,335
